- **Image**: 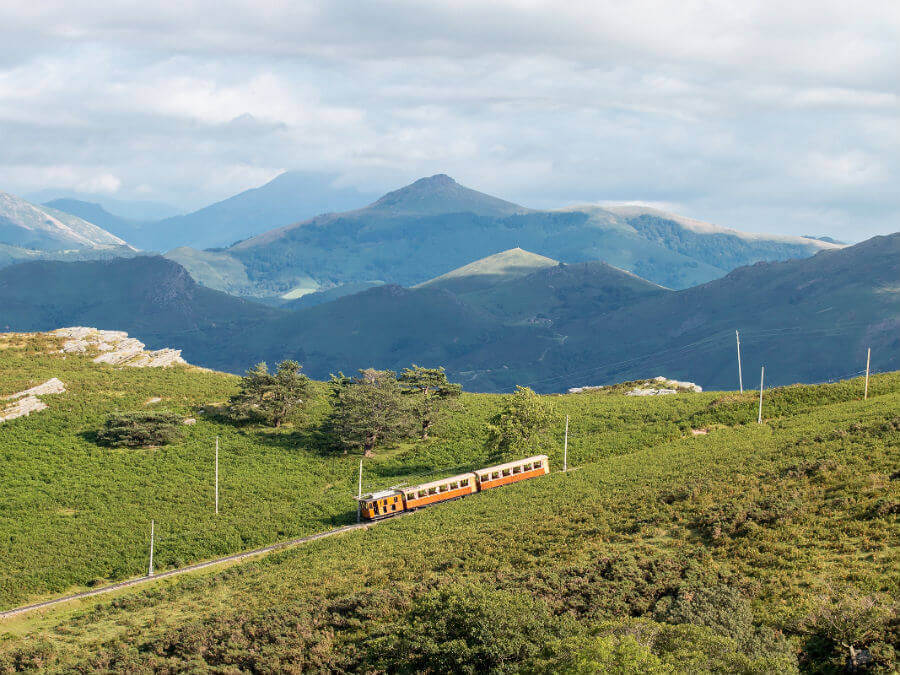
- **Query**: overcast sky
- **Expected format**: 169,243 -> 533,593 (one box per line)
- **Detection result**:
0,1 -> 897,240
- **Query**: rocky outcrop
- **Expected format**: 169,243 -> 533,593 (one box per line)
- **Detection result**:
1,378 -> 67,423
625,376 -> 703,396
52,327 -> 187,368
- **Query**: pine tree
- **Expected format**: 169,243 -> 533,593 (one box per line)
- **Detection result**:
228,360 -> 312,427
399,365 -> 462,440
328,369 -> 412,455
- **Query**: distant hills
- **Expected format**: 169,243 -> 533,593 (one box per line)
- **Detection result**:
0,256 -> 279,361
1,234 -> 895,392
0,192 -> 132,252
37,173 -> 839,297
205,174 -> 838,298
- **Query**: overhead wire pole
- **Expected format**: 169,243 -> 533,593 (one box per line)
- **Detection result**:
215,436 -> 219,515
357,459 -> 363,524
148,520 -> 155,576
758,366 -> 765,424
563,415 -> 569,472
736,330 -> 743,393
864,348 -> 871,400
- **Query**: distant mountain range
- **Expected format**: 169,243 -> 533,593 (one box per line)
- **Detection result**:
30,173 -> 838,297
169,174 -> 838,298
1,233 -> 895,392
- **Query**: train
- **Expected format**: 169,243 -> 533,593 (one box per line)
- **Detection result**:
357,454 -> 549,520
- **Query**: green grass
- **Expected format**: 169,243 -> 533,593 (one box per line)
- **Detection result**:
1,331 -> 898,672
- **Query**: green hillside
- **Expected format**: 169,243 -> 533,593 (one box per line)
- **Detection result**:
0,332 -> 897,672
415,247 -> 559,295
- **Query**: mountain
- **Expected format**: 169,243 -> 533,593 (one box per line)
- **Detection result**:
42,198 -> 152,248
0,256 -> 280,363
1,231 -> 891,393
0,192 -> 133,252
26,190 -> 182,220
140,171 -> 378,251
415,247 -> 558,295
223,174 -> 838,297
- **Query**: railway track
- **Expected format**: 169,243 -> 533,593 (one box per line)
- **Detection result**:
0,520 -> 376,621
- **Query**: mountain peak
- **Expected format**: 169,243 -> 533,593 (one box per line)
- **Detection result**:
368,174 -> 526,218
416,247 -> 558,293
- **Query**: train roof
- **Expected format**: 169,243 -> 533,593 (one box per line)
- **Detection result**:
401,472 -> 477,494
358,489 -> 401,502
476,454 -> 549,474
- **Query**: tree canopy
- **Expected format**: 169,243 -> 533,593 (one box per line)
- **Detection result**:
399,365 -> 462,440
486,385 -> 554,456
228,360 -> 312,427
328,369 -> 412,455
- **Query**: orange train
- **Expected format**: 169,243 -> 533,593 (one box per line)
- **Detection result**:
358,454 -> 549,520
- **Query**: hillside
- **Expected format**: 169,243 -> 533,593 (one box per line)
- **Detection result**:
42,198 -> 152,249
415,247 -> 558,295
0,256 -> 280,361
0,235 -> 895,391
0,334 -> 896,672
0,192 -> 133,253
223,174 -> 837,297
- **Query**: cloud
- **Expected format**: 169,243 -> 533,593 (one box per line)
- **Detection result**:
0,1 -> 896,239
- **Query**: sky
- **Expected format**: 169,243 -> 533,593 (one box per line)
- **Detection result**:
0,1 -> 898,241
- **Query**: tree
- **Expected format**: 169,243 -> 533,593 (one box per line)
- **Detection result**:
399,365 -> 462,440
328,369 -> 412,456
486,385 -> 554,456
228,360 -> 312,427
97,411 -> 183,448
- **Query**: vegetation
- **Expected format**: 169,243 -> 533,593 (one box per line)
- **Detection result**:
399,365 -> 462,440
487,385 -> 555,456
0,331 -> 898,673
227,360 -> 311,427
96,411 -> 183,448
328,369 -> 412,455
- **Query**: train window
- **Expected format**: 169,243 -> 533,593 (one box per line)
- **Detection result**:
502,469 -> 510,477
480,474 -> 489,481
491,472 -> 499,480
418,491 -> 426,498
391,504 -> 396,511
439,485 -> 447,492
523,464 -> 532,471
460,479 -> 469,487
429,487 -> 437,495
449,482 -> 458,490
534,461 -> 542,468
513,466 -> 521,474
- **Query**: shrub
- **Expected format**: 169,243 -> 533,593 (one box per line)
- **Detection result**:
96,411 -> 183,448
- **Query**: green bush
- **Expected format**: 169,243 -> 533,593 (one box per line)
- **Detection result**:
96,411 -> 183,448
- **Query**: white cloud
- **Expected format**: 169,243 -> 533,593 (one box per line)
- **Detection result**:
0,1 -> 896,239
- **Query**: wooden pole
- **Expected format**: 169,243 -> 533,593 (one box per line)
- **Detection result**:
864,348 -> 871,400
563,415 -> 569,472
215,436 -> 219,515
736,330 -> 743,393
148,520 -> 155,576
758,366 -> 765,424
357,459 -> 363,524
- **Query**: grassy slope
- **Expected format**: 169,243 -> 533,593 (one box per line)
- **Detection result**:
0,360 -> 896,671
0,331 -> 742,610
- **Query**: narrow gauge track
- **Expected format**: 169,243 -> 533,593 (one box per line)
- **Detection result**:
0,519 -> 383,621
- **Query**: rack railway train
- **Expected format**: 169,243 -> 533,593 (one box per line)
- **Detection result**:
357,454 -> 549,520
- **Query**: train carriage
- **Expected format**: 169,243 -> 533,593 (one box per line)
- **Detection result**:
358,489 -> 405,520
475,454 -> 549,490
402,472 -> 478,510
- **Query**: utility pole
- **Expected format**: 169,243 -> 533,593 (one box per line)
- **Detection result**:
563,415 -> 569,472
736,330 -> 743,393
864,348 -> 871,400
148,520 -> 155,576
357,459 -> 363,524
758,366 -> 765,424
215,436 -> 219,515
